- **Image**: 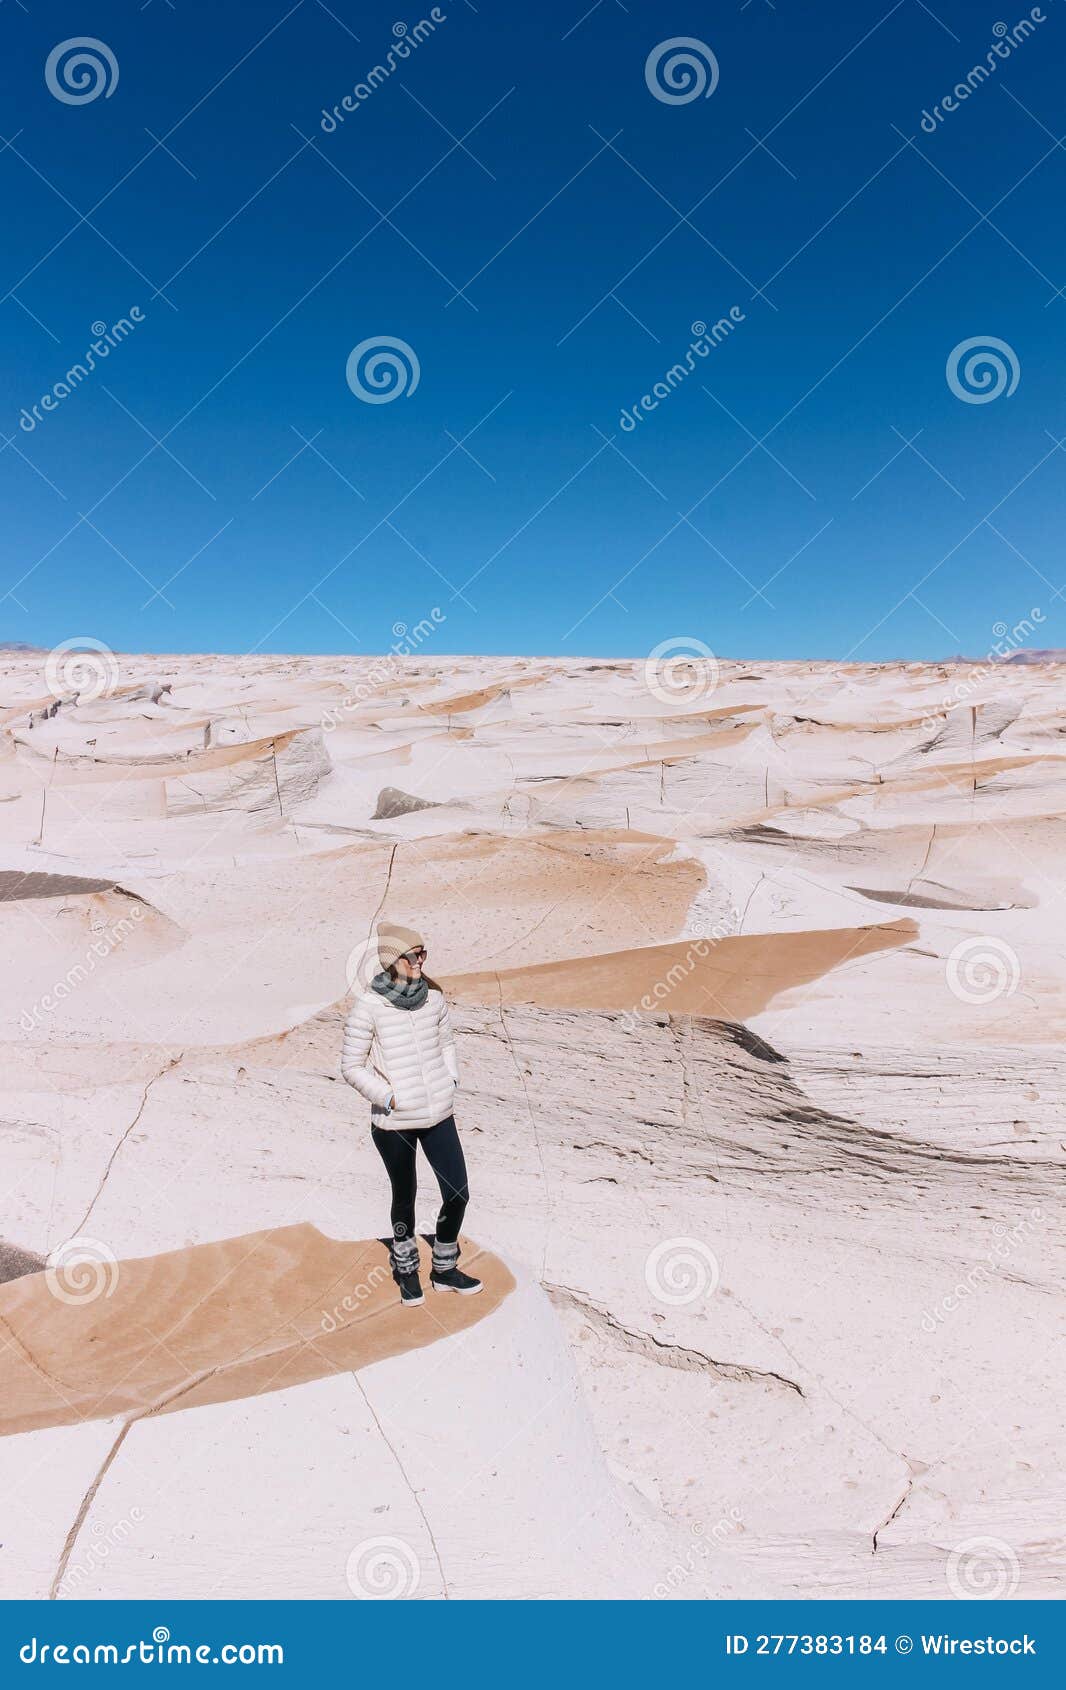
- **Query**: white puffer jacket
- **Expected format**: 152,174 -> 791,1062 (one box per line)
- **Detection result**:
341,986 -> 459,1131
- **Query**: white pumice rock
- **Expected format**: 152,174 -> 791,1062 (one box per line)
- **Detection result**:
0,651 -> 1062,1598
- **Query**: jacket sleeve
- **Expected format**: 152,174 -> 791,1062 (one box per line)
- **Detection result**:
439,993 -> 459,1085
341,997 -> 393,1110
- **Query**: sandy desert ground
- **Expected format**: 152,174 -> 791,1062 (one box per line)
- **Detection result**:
0,648 -> 1062,1601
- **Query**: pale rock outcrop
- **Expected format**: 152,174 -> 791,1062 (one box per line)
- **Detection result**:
166,727 -> 331,817
0,651 -> 1062,1600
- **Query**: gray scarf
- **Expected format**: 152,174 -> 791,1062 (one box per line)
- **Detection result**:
371,969 -> 429,1011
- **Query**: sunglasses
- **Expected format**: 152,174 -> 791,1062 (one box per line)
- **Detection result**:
401,947 -> 427,961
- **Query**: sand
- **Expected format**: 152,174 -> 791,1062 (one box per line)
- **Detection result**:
444,919 -> 917,1015
0,1227 -> 512,1438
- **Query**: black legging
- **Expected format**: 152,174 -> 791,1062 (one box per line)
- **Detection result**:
371,1113 -> 469,1246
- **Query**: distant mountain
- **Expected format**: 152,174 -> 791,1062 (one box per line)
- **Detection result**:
949,649 -> 1066,665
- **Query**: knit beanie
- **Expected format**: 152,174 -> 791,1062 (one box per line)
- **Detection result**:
377,923 -> 425,971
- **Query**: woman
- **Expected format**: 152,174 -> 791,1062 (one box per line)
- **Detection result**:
341,923 -> 482,1307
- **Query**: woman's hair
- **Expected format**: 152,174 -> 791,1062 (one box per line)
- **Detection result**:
387,962 -> 443,993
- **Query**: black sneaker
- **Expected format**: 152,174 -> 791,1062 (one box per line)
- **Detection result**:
397,1271 -> 424,1307
430,1267 -> 482,1296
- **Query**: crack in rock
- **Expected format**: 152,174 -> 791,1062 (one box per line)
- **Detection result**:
72,1054 -> 183,1238
545,1281 -> 805,1397
351,1374 -> 449,1600
49,1360 -> 226,1600
872,1475 -> 913,1553
50,1421 -> 134,1599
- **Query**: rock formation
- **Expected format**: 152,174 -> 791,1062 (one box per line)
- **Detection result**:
0,651 -> 1061,1600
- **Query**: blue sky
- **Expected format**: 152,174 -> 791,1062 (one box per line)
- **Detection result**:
2,0 -> 1065,659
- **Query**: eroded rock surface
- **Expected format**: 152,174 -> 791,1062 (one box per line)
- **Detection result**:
0,652 -> 1062,1599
